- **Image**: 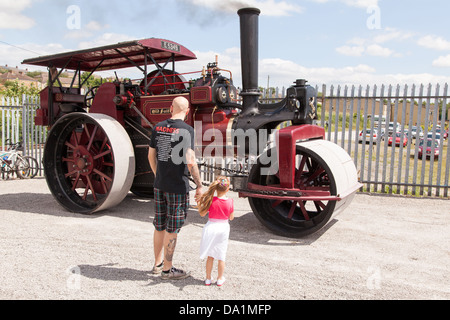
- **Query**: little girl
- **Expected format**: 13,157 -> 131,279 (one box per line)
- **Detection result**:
197,176 -> 234,286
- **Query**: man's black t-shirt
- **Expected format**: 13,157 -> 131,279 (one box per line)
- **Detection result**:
149,118 -> 195,194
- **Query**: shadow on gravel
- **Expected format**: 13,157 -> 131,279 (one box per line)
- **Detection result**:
0,192 -> 153,221
0,193 -> 68,216
0,192 -> 334,246
185,205 -> 336,246
77,263 -> 203,289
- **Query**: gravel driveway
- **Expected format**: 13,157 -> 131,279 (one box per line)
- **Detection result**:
0,177 -> 449,300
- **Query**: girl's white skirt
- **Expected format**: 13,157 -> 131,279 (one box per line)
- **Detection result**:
199,219 -> 230,261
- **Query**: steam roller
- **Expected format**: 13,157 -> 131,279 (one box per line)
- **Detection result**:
22,6 -> 362,237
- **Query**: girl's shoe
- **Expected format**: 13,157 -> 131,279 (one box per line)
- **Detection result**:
205,278 -> 212,286
217,277 -> 226,286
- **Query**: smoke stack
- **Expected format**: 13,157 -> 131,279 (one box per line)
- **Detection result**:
237,7 -> 261,116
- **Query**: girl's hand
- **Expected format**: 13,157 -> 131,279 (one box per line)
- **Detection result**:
195,187 -> 203,202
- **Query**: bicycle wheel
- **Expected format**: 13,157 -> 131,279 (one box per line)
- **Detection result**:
15,157 -> 30,179
21,156 -> 40,178
1,161 -> 11,180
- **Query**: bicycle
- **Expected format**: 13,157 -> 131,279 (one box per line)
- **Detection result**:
1,140 -> 39,180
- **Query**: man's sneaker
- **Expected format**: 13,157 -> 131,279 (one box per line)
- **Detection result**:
151,262 -> 164,274
160,266 -> 191,280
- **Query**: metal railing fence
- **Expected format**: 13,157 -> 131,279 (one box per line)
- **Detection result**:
317,83 -> 449,198
1,95 -> 45,176
204,83 -> 449,198
2,84 -> 449,198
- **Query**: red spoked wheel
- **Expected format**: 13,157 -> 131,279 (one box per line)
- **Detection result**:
248,144 -> 337,238
44,113 -> 135,213
140,69 -> 187,95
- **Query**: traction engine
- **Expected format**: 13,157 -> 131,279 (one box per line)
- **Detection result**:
23,8 -> 361,238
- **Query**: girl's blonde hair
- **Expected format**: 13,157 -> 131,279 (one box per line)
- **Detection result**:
198,175 -> 230,216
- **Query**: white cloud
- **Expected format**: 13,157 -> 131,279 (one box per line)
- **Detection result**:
77,33 -> 136,49
180,0 -> 303,16
85,21 -> 108,32
432,55 -> 450,67
336,45 -> 365,57
1,42 -> 66,72
336,44 -> 395,57
64,21 -> 110,40
310,0 -> 379,8
365,44 -> 393,57
417,35 -> 450,51
342,0 -> 378,8
373,28 -> 414,44
0,0 -> 33,12
336,28 -> 410,58
0,0 -> 35,30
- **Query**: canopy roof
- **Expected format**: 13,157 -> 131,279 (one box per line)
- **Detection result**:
22,38 -> 197,72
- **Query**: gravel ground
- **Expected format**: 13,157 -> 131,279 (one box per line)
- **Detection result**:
0,177 -> 449,300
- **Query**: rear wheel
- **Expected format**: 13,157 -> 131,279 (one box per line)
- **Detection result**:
44,113 -> 135,213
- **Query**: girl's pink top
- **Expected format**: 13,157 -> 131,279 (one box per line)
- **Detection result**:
208,196 -> 234,220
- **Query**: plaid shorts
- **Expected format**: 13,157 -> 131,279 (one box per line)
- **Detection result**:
153,188 -> 189,234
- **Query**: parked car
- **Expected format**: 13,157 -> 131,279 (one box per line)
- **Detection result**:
418,138 -> 440,159
387,122 -> 401,135
426,132 -> 441,141
410,126 -> 424,140
359,128 -> 385,143
388,132 -> 408,147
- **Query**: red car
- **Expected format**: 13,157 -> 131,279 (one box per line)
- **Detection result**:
418,138 -> 440,159
388,132 -> 408,147
436,127 -> 448,140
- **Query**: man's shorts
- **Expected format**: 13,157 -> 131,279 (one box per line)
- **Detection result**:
153,188 -> 189,234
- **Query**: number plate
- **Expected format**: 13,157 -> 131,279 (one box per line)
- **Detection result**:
161,41 -> 180,52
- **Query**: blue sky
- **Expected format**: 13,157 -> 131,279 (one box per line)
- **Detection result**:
1,0 -> 450,90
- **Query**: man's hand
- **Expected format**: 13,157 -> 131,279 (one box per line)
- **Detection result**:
186,148 -> 203,201
195,187 -> 203,203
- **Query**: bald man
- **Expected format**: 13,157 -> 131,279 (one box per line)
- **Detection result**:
148,96 -> 203,280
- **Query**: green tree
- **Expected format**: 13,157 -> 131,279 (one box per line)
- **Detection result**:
0,80 -> 40,103
80,72 -> 113,89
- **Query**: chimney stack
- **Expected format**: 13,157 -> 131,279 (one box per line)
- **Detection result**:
237,7 -> 261,116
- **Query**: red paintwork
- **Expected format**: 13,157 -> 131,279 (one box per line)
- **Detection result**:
64,123 -> 113,196
90,83 -> 124,125
193,106 -> 237,158
276,125 -> 325,188
140,93 -> 191,127
239,182 -> 340,201
36,86 -> 81,126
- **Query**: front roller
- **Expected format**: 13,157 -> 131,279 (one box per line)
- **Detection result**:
44,113 -> 135,214
244,139 -> 361,238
